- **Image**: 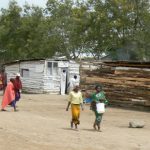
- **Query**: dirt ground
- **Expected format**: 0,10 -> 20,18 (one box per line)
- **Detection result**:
0,93 -> 150,150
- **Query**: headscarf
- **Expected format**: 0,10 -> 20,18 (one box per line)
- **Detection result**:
16,73 -> 20,77
95,84 -> 103,90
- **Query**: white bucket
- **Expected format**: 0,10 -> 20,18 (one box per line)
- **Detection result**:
96,103 -> 105,113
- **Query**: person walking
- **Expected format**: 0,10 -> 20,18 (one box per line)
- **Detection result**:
1,78 -> 16,111
89,85 -> 108,132
66,85 -> 84,130
14,73 -> 22,103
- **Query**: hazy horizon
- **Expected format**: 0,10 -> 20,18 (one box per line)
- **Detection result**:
0,0 -> 47,9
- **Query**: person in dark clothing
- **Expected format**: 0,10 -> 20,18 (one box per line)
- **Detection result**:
14,73 -> 22,103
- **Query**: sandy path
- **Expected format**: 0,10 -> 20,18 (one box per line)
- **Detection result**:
0,94 -> 149,150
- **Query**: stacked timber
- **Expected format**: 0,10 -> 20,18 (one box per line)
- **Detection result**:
80,61 -> 150,110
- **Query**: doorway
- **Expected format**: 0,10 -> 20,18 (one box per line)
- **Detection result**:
60,68 -> 68,95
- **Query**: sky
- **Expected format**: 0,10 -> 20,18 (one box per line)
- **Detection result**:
0,0 -> 47,9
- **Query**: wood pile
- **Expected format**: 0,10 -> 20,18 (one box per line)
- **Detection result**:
80,61 -> 150,110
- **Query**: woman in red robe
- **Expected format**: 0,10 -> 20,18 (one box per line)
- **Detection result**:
1,78 -> 16,111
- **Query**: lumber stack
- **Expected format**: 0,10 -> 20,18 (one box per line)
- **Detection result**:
80,61 -> 150,110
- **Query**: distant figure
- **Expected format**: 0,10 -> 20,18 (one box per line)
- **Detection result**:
66,85 -> 84,130
68,75 -> 78,92
1,78 -> 16,111
0,69 -> 7,93
14,73 -> 22,103
2,70 -> 7,93
0,73 -> 3,90
60,69 -> 67,95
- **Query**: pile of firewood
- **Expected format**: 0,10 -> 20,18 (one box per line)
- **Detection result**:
80,62 -> 150,110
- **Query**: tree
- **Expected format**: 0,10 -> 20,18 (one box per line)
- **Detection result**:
46,0 -> 90,59
0,0 -> 22,61
0,0 -> 149,62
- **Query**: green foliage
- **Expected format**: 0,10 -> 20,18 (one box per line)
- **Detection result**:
0,0 -> 149,63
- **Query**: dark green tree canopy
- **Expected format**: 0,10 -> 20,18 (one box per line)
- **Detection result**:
0,0 -> 149,63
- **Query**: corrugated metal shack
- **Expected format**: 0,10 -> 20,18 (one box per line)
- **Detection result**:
4,59 -> 80,94
80,61 -> 150,110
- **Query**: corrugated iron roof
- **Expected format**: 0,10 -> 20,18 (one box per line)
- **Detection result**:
3,58 -> 69,66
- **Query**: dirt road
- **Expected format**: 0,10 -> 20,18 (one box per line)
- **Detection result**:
0,94 -> 149,150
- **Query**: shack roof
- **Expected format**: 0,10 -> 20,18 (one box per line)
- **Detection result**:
3,58 -> 68,66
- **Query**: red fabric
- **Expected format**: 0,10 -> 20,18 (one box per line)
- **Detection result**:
14,79 -> 22,90
1,82 -> 15,109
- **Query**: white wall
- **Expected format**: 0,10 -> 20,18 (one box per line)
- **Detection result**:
5,60 -> 80,94
20,60 -> 45,93
43,60 -> 61,94
68,61 -> 80,85
5,64 -> 20,82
